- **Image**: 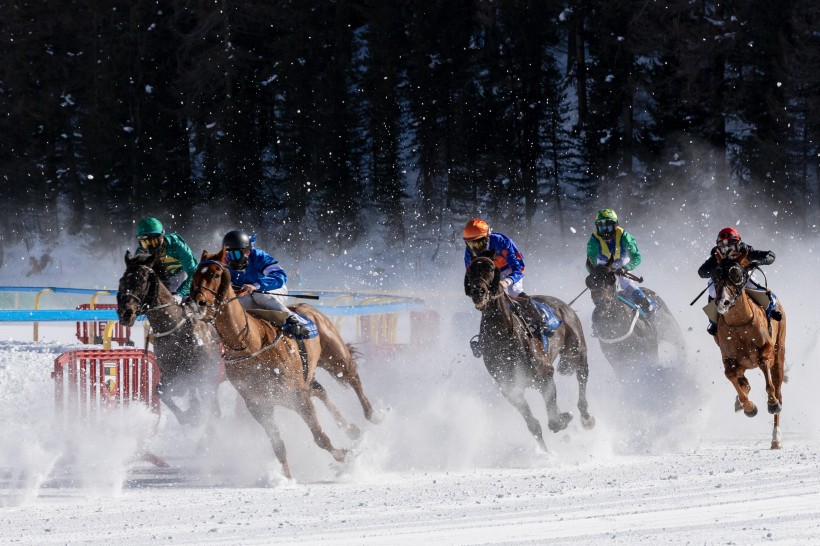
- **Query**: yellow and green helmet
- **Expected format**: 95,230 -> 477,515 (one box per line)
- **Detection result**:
595,209 -> 618,225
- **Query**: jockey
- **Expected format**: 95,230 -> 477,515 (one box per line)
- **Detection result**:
463,218 -> 560,357
697,227 -> 781,335
135,216 -> 197,303
585,208 -> 655,316
222,229 -> 310,338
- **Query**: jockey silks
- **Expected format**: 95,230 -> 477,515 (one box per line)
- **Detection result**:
587,227 -> 642,271
227,247 -> 288,292
464,232 -> 525,286
135,232 -> 198,297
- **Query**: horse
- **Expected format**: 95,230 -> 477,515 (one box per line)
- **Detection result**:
585,264 -> 686,375
710,257 -> 786,449
116,251 -> 224,426
464,254 -> 595,452
190,248 -> 378,479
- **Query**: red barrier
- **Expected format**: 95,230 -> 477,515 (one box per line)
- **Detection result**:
53,349 -> 161,419
75,304 -> 133,346
53,349 -> 167,467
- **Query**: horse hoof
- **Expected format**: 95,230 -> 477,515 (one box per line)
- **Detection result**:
346,424 -> 363,441
333,449 -> 347,463
581,415 -> 596,430
768,402 -> 782,415
771,441 -> 783,450
548,412 -> 573,433
368,408 -> 386,425
744,406 -> 758,418
734,397 -> 743,413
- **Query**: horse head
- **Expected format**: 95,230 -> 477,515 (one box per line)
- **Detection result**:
191,248 -> 231,318
712,257 -> 747,315
464,252 -> 501,311
116,250 -> 167,326
585,264 -> 617,308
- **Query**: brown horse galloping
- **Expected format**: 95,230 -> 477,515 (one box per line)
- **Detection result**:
710,257 -> 786,449
191,248 -> 377,479
465,254 -> 595,452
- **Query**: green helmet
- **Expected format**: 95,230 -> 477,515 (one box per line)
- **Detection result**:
595,209 -> 618,224
136,217 -> 164,237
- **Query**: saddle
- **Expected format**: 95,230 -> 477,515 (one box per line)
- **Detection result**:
246,309 -> 318,340
509,294 -> 563,352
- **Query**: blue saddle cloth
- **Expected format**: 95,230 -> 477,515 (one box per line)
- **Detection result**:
531,300 -> 563,331
616,293 -> 657,320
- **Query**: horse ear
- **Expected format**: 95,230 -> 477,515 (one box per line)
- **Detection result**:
125,250 -> 132,264
215,246 -> 227,263
200,249 -> 210,261
585,274 -> 594,290
464,272 -> 471,297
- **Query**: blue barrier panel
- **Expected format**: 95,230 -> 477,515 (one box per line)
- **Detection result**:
0,286 -> 116,295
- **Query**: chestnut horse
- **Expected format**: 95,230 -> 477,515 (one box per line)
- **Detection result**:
117,251 -> 223,426
465,255 -> 595,452
710,257 -> 786,449
585,264 -> 686,375
190,248 -> 377,479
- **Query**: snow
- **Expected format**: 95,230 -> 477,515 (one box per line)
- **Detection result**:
1,227 -> 819,544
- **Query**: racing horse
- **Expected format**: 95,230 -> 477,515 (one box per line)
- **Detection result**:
116,251 -> 223,426
190,248 -> 378,479
710,257 -> 786,449
465,253 -> 595,452
585,264 -> 686,375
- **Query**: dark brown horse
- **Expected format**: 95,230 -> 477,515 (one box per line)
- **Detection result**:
585,264 -> 686,375
464,255 -> 595,451
710,257 -> 786,449
117,251 -> 223,426
190,248 -> 378,479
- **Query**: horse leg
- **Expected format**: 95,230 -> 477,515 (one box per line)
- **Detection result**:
498,386 -> 548,452
319,347 -> 378,423
724,358 -> 757,417
535,376 -> 573,433
310,379 -> 362,440
562,344 -> 595,429
243,397 -> 292,480
156,379 -> 194,425
771,413 -> 782,449
758,355 -> 782,415
292,392 -> 347,463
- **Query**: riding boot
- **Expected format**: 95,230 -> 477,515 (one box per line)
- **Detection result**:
284,314 -> 311,338
707,321 -> 718,336
518,293 -> 554,352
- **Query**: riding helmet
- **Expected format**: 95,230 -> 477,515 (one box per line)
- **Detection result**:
136,217 -> 164,237
223,230 -> 251,250
463,218 -> 491,241
716,227 -> 741,243
594,209 -> 618,225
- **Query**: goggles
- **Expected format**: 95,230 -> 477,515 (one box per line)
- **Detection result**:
465,237 -> 488,252
717,239 -> 739,254
137,234 -> 163,250
226,249 -> 246,262
595,221 -> 616,235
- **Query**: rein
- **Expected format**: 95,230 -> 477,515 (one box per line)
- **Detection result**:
194,259 -> 257,354
597,308 -> 641,343
123,265 -> 193,337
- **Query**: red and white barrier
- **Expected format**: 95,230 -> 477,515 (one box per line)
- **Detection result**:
74,304 -> 134,346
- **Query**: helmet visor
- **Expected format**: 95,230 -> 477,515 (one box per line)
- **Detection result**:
138,234 -> 163,250
717,239 -> 739,255
595,221 -> 616,236
226,249 -> 245,263
466,237 -> 488,253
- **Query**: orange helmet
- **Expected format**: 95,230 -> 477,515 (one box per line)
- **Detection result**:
463,218 -> 491,241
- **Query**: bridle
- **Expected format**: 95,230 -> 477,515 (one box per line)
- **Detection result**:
192,259 -> 251,352
119,264 -> 188,337
713,260 -> 749,313
467,257 -> 500,310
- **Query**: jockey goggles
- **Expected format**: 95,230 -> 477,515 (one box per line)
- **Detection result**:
137,234 -> 163,250
226,249 -> 245,262
717,239 -> 739,255
595,221 -> 616,235
466,237 -> 489,252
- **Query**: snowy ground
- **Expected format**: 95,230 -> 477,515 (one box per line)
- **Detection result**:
1,233 -> 820,545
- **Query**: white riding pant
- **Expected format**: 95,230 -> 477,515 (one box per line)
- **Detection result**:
237,289 -> 290,313
503,277 -> 524,297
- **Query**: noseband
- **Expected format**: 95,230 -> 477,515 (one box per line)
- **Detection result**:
467,257 -> 499,307
714,262 -> 748,310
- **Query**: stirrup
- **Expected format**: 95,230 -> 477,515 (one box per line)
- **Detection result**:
284,315 -> 310,338
469,335 -> 482,358
769,309 -> 782,321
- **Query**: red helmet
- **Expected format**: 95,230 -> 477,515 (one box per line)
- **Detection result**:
716,227 -> 741,244
463,218 -> 491,241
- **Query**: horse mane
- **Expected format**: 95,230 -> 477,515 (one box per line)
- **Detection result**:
125,250 -> 169,283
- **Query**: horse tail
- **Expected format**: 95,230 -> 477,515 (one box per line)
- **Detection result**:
346,342 -> 362,362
